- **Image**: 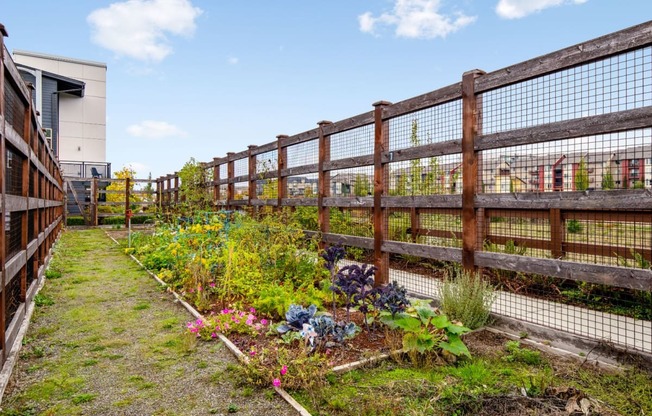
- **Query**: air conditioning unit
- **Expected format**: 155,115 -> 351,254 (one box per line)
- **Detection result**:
43,128 -> 53,148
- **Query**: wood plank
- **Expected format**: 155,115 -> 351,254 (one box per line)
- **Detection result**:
475,20 -> 652,93
322,233 -> 374,250
383,139 -> 462,164
281,198 -> 317,207
323,197 -> 373,208
485,234 -> 550,251
3,49 -> 31,100
233,174 -> 249,183
281,128 -> 319,148
564,210 -> 652,223
382,195 -> 462,209
281,164 -> 319,177
249,199 -> 278,207
250,141 -> 277,156
324,154 -> 374,171
562,242 -> 652,261
475,251 -> 652,291
485,208 -> 548,220
374,102 -> 391,285
322,111 -> 374,136
475,189 -> 652,210
3,250 -> 26,287
550,208 -> 563,259
476,107 -> 652,151
382,240 -> 463,263
4,124 -> 29,158
383,83 -> 462,120
416,229 -> 463,240
3,195 -> 27,212
4,303 -> 26,364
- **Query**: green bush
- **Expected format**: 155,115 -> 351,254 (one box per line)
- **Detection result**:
100,215 -> 155,225
66,216 -> 85,226
566,219 -> 583,234
440,266 -> 496,329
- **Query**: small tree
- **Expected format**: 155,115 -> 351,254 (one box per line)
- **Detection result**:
178,157 -> 211,215
574,157 -> 589,191
601,168 -> 615,190
106,166 -> 137,205
353,174 -> 371,197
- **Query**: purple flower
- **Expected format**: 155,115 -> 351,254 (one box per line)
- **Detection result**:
260,319 -> 268,326
280,365 -> 288,376
211,332 -> 217,339
209,282 -> 216,288
249,307 -> 256,314
272,378 -> 281,388
245,319 -> 254,326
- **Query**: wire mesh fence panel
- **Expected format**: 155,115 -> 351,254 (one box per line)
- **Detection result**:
287,174 -> 318,198
4,276 -> 22,331
329,167 -> 374,197
5,211 -> 22,260
286,140 -> 318,169
6,146 -> 24,196
388,154 -> 462,196
218,185 -> 228,203
292,206 -> 319,231
234,158 -> 248,178
329,124 -> 373,161
219,164 -> 228,180
388,100 -> 463,151
479,129 -> 651,193
256,150 -> 278,175
480,46 -> 652,135
233,181 -> 248,199
3,80 -> 26,136
330,208 -> 373,238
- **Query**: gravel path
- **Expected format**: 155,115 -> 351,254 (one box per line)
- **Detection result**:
0,229 -> 297,416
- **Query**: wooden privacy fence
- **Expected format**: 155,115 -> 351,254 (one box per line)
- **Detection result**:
158,24 -> 652,292
0,25 -> 64,368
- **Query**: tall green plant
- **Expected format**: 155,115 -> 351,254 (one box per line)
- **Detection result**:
601,168 -> 615,190
178,157 -> 211,215
440,266 -> 496,329
574,157 -> 589,191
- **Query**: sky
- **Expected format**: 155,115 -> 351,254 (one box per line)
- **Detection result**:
1,0 -> 651,179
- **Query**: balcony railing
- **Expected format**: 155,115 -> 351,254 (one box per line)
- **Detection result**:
60,161 -> 111,178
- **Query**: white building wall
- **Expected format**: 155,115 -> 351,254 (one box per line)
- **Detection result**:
12,51 -> 107,163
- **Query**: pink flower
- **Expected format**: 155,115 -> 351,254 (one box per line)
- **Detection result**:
211,332 -> 217,339
272,378 -> 281,388
245,319 -> 254,326
209,282 -> 216,288
260,319 -> 268,326
195,319 -> 204,326
280,365 -> 288,376
254,324 -> 262,331
188,288 -> 195,293
250,349 -> 256,356
197,285 -> 202,292
249,307 -> 256,314
247,314 -> 255,321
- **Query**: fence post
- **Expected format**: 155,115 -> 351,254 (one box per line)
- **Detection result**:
318,121 -> 332,250
462,70 -> 485,272
0,24 -> 7,363
227,152 -> 235,210
248,145 -> 257,212
550,209 -> 563,258
373,101 -> 391,286
124,177 -> 131,227
277,135 -> 288,211
173,173 -> 179,205
213,158 -> 220,206
91,177 -> 98,226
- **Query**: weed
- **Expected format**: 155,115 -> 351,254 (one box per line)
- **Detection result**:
71,393 -> 96,404
34,294 -> 55,307
227,403 -> 239,413
502,341 -> 541,365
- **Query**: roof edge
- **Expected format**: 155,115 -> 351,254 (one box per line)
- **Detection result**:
13,49 -> 107,69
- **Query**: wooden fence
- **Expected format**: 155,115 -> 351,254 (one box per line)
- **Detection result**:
0,25 -> 64,368
159,21 -> 652,297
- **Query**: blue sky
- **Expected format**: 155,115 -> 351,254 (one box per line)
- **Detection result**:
1,0 -> 651,179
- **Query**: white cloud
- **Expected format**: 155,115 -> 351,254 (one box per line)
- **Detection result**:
127,120 -> 188,139
496,0 -> 588,19
227,56 -> 239,65
358,0 -> 476,39
87,0 -> 202,62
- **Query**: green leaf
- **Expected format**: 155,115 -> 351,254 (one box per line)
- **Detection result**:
415,332 -> 436,353
393,316 -> 422,333
446,324 -> 471,335
430,314 -> 451,329
439,334 -> 471,358
402,333 -> 419,351
416,307 -> 437,325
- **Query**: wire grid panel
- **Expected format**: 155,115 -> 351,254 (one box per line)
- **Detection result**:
233,181 -> 248,199
255,179 -> 277,199
256,150 -> 278,175
330,208 -> 373,238
293,206 -> 319,231
479,129 -> 651,193
219,164 -> 228,179
218,185 -> 228,202
329,167 -> 374,197
481,46 -> 652,135
329,124 -> 373,161
3,81 -> 27,136
483,209 -> 550,259
287,173 -> 318,198
286,140 -> 318,169
6,147 -> 24,196
5,276 -> 22,330
388,100 -> 462,151
5,211 -> 22,260
234,158 -> 248,178
388,154 -> 463,196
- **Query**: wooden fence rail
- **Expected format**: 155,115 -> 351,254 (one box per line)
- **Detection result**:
158,21 -> 652,296
0,25 -> 64,370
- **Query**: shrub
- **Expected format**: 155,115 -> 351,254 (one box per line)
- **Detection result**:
66,216 -> 85,226
566,219 -> 583,234
440,267 -> 496,329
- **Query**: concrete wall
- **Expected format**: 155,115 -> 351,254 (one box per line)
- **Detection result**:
13,51 -> 107,163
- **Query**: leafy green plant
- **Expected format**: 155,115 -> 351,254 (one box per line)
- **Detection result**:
440,266 -> 496,329
566,219 -> 583,234
502,340 -> 541,365
380,303 -> 471,362
277,304 -> 317,334
331,264 -> 376,324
